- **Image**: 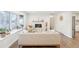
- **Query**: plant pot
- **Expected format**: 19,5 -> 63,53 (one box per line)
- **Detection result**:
0,32 -> 6,38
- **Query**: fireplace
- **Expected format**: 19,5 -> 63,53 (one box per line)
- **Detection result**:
35,24 -> 42,28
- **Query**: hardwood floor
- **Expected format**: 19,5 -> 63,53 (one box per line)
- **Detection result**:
60,32 -> 79,48
10,32 -> 79,48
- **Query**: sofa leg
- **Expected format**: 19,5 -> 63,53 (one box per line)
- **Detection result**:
19,45 -> 22,48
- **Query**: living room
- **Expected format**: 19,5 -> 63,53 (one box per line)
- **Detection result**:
0,11 -> 79,48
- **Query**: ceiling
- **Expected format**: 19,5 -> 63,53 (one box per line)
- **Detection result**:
22,11 -> 79,15
23,11 -> 58,14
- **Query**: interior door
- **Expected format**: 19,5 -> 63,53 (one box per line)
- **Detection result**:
50,16 -> 54,30
72,16 -> 75,38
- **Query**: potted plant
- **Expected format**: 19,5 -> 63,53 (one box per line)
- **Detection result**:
0,28 -> 7,38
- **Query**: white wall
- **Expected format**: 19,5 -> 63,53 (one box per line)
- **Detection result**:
54,12 -> 72,38
27,13 -> 51,31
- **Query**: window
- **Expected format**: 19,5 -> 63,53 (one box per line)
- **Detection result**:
17,15 -> 24,29
0,11 -> 10,30
10,12 -> 17,30
0,11 -> 24,38
0,11 -> 24,33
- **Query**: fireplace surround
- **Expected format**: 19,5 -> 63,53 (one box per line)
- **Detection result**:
35,24 -> 42,28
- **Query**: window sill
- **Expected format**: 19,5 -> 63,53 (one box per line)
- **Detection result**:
0,29 -> 22,40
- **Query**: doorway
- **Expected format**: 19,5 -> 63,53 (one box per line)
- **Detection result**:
72,15 -> 79,38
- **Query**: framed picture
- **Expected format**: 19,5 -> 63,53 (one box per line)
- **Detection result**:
60,16 -> 63,21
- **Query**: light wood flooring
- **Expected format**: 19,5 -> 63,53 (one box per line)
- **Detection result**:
10,32 -> 79,48
61,32 -> 79,48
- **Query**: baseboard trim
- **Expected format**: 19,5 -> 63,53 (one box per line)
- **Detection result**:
55,30 -> 72,39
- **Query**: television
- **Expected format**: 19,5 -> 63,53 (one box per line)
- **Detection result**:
35,24 -> 42,28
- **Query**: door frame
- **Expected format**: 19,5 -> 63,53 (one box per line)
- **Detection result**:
72,16 -> 76,38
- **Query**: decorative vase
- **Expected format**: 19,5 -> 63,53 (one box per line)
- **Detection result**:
45,22 -> 48,31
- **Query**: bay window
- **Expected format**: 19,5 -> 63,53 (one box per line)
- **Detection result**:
0,11 -> 24,38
